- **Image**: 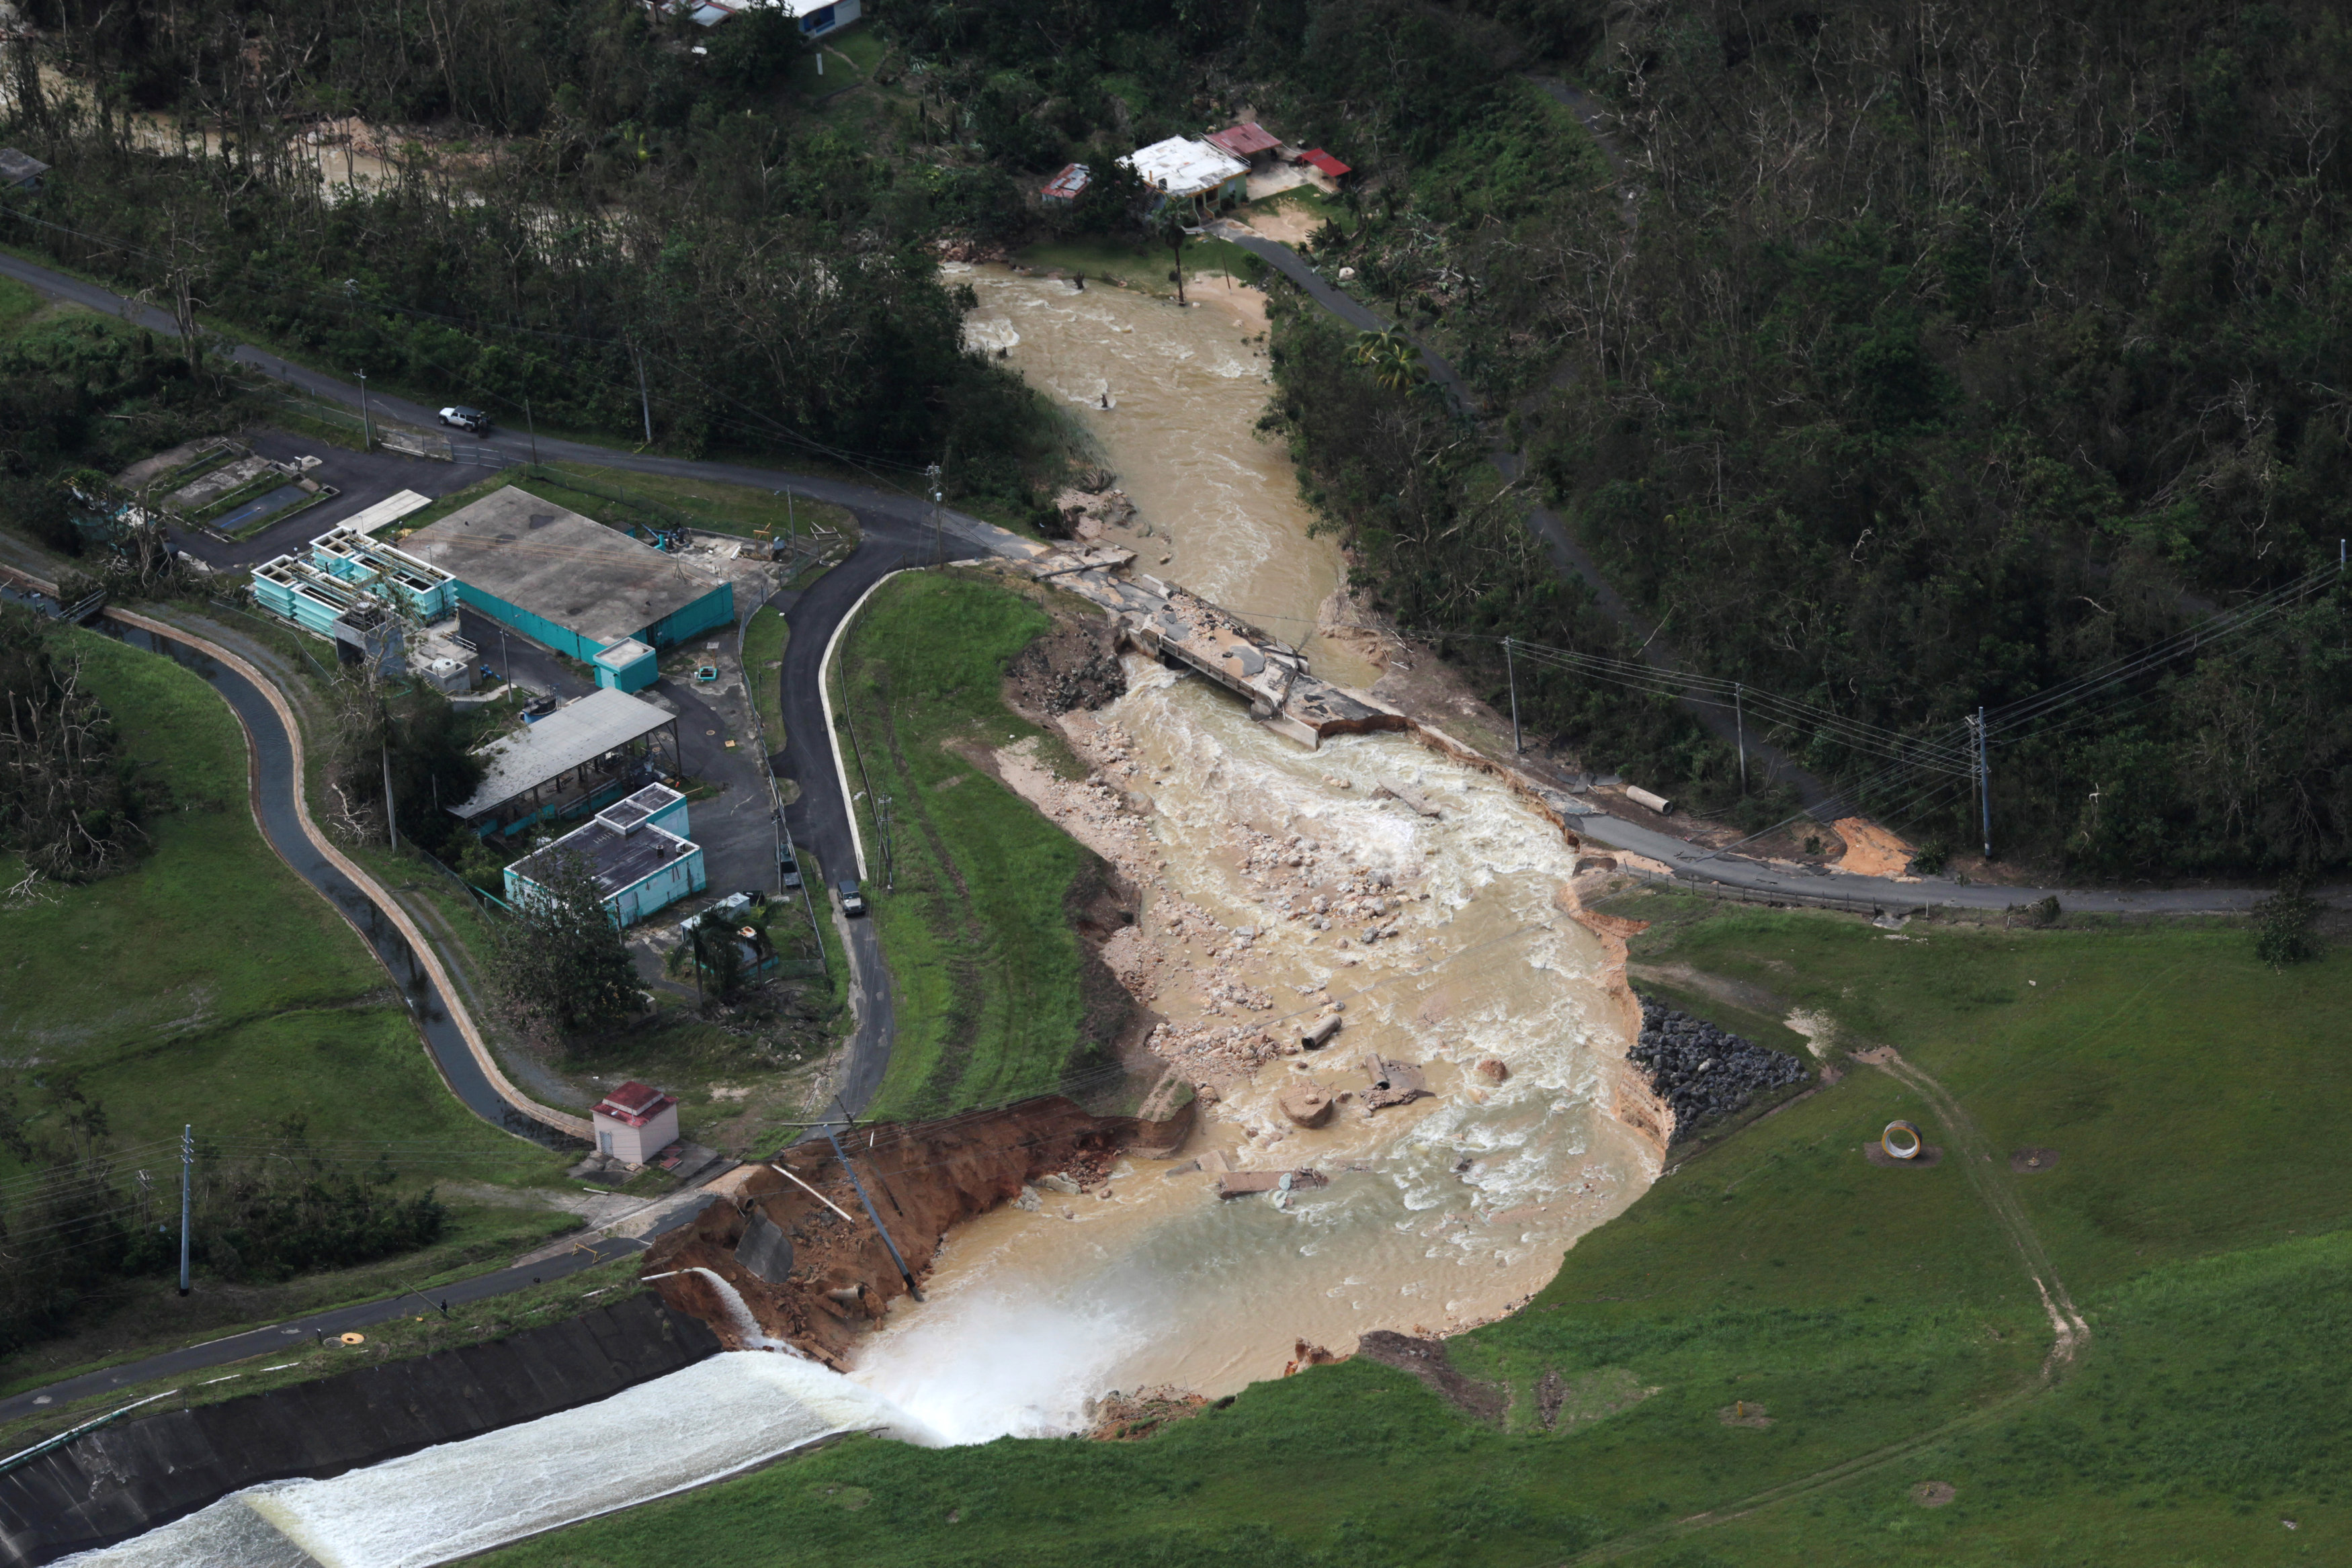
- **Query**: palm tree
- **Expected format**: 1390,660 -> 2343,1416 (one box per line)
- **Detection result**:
1353,329 -> 1423,392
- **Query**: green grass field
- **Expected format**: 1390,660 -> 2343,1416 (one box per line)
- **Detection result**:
0,273 -> 44,337
481,893 -> 2352,1567
833,571 -> 1110,1119
0,625 -> 573,1389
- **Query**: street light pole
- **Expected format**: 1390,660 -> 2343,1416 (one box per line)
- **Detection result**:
357,372 -> 374,451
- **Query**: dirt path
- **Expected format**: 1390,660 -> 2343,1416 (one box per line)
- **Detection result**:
1562,1042 -> 2089,1564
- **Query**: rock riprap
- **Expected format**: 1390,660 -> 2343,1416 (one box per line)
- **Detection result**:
1628,995 -> 1808,1139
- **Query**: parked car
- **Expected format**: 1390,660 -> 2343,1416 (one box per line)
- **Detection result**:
837,877 -> 866,916
437,406 -> 491,434
779,848 -> 803,890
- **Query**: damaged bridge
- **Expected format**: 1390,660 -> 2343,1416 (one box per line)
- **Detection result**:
1017,547 -> 1406,749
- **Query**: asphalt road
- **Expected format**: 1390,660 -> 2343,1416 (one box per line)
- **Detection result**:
92,616 -> 568,1140
4,247 -> 2310,918
0,1226 -> 679,1429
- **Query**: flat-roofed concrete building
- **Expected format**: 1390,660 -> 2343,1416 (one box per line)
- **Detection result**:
503,782 -> 704,926
1122,136 -> 1249,208
398,486 -> 733,692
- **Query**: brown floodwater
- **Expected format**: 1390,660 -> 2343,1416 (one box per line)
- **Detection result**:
849,662 -> 1653,1440
953,263 -> 1377,689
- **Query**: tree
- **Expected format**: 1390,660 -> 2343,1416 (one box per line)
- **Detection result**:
2253,885 -> 2322,969
1148,202 -> 1191,306
489,848 -> 641,1046
1352,329 -> 1423,392
0,604 -> 143,883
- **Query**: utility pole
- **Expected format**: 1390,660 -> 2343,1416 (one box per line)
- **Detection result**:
825,1099 -> 922,1300
1734,683 -> 1747,793
357,372 -> 374,451
525,397 -> 539,468
177,1125 -> 192,1297
925,461 -> 944,566
631,340 -> 653,447
1976,705 -> 1992,861
878,794 -> 894,892
1502,636 -> 1521,754
381,738 -> 399,850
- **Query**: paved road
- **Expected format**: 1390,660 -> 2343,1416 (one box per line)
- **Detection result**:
90,616 -> 573,1137
0,1211 -> 713,1428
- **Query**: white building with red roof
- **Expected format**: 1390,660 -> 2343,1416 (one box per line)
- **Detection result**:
591,1080 -> 681,1166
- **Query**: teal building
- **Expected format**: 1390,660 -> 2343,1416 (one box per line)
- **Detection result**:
396,486 -> 734,692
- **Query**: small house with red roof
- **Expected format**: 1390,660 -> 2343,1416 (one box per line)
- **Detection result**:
1205,122 -> 1283,171
591,1080 -> 680,1166
1041,163 -> 1091,206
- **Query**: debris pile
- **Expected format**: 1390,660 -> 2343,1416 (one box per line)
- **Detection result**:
1005,622 -> 1128,716
641,1095 -> 1191,1365
1627,996 -> 1809,1139
1088,1385 -> 1208,1441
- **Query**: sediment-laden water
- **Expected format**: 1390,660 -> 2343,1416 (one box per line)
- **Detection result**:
847,662 -> 1653,1442
954,263 -> 1376,687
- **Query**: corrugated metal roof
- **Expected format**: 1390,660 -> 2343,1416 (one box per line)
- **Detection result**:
1121,137 -> 1248,198
1042,163 -> 1092,199
1301,148 -> 1352,177
1206,123 -> 1280,158
450,687 -> 676,818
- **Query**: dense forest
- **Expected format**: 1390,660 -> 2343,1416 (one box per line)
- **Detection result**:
1269,0 -> 2352,878
3,0 -> 2347,876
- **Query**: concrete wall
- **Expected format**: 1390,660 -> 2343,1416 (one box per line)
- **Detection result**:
0,1293 -> 722,1568
455,582 -> 605,664
638,580 -> 735,650
596,1102 -> 677,1164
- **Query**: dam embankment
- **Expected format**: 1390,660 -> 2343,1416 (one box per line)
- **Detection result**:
0,1295 -> 721,1567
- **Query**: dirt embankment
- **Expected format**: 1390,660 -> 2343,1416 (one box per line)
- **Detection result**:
644,1096 -> 1191,1365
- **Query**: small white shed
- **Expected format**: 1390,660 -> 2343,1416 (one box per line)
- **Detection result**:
591,1080 -> 681,1166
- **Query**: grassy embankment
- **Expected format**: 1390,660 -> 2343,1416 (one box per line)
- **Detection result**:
0,626 -> 577,1399
482,893 -> 2352,1567
1014,232 -> 1263,298
832,570 -> 1119,1120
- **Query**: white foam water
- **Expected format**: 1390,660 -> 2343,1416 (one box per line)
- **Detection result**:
62,1354 -> 938,1568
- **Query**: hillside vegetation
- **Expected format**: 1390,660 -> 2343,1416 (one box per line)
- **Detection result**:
0,625 -> 568,1379
1273,0 -> 2352,879
479,894 -> 2352,1566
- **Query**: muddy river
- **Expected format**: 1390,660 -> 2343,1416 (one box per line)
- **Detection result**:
842,265 -> 1651,1440
954,263 -> 1377,689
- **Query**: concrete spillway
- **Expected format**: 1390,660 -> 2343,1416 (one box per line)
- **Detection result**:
58,1355 -> 939,1568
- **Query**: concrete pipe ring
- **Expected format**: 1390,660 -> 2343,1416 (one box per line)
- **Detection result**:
1882,1121 -> 1923,1160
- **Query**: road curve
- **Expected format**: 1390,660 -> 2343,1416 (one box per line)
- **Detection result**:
91,609 -> 586,1140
